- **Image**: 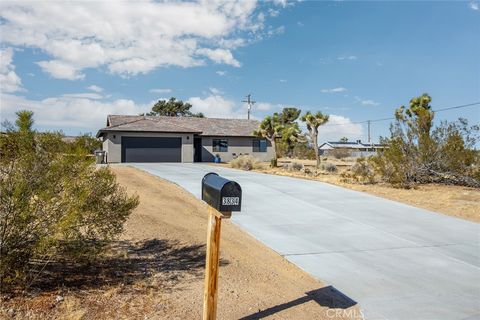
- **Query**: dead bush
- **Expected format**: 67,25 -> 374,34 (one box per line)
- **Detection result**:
230,155 -> 260,171
282,162 -> 304,172
321,162 -> 338,173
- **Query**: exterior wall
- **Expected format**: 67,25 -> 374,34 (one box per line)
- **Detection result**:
200,136 -> 275,162
102,131 -> 194,163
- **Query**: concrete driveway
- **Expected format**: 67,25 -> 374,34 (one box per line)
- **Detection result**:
128,163 -> 480,320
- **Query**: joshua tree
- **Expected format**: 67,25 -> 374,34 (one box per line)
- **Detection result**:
253,113 -> 284,166
278,107 -> 305,157
301,111 -> 329,167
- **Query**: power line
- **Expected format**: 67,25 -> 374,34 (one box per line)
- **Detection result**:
319,101 -> 480,128
432,102 -> 480,112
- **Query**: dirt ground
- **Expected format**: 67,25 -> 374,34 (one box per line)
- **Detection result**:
218,158 -> 480,223
0,166 -> 362,320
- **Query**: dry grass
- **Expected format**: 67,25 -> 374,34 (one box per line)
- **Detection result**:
0,166 -> 361,320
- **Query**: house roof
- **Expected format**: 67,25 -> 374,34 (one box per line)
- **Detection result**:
97,115 -> 260,137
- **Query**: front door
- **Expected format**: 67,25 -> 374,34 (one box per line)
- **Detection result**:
194,137 -> 202,162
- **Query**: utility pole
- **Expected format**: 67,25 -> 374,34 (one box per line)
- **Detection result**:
367,120 -> 371,144
242,94 -> 255,120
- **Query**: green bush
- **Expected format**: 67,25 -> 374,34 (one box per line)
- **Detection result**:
68,133 -> 102,154
351,158 -> 376,184
270,158 -> 278,168
0,111 -> 139,286
370,94 -> 479,188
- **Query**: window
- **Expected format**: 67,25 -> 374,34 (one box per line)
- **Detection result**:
213,139 -> 228,152
252,139 -> 267,152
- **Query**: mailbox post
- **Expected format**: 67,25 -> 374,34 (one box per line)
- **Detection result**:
201,173 -> 241,320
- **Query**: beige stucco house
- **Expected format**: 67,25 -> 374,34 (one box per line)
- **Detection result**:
96,115 -> 274,163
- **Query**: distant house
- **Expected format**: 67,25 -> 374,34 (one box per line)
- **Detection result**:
61,135 -> 78,143
96,115 -> 274,163
318,140 -> 385,157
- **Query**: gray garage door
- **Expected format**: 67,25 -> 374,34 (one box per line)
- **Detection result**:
121,137 -> 182,163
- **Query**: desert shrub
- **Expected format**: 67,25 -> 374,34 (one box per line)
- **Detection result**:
0,111 -> 139,287
370,94 -> 479,188
291,142 -> 316,160
290,162 -> 304,171
351,157 -> 376,184
230,155 -> 259,171
270,158 -> 278,168
302,167 -> 312,175
329,148 -> 351,159
321,162 -> 338,173
282,162 -> 304,172
68,133 -> 102,154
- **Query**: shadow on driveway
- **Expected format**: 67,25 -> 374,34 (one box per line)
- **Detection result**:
239,285 -> 358,320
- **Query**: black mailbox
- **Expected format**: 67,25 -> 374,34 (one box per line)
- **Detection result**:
202,173 -> 242,212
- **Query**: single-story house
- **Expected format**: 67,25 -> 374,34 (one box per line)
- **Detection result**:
318,140 -> 385,157
96,115 -> 275,163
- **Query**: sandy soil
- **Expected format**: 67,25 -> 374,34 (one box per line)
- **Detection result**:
215,158 -> 480,223
0,166 -> 362,320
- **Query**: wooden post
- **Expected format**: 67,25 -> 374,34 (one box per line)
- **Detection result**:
203,206 -> 227,320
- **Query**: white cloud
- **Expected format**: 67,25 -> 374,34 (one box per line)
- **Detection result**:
87,85 -> 103,93
255,102 -> 281,111
470,1 -> 479,10
0,1 -> 285,79
321,87 -> 347,93
355,96 -> 380,106
188,94 -> 242,118
196,48 -> 241,67
209,87 -> 223,95
316,115 -> 364,143
0,93 -> 149,132
361,100 -> 380,106
1,86 -> 285,133
268,8 -> 280,17
62,93 -> 104,100
279,79 -> 287,83
37,60 -> 84,80
149,88 -> 172,94
337,55 -> 357,61
272,0 -> 288,8
0,48 -> 23,93
266,25 -> 285,37
187,91 -> 281,118
216,70 -> 227,76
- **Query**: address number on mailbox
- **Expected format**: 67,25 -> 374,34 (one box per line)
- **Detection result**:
202,172 -> 242,212
222,197 -> 239,206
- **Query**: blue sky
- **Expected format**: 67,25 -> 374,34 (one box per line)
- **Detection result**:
1,0 -> 479,142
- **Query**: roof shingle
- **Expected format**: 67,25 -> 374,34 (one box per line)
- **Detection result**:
97,115 -> 260,137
